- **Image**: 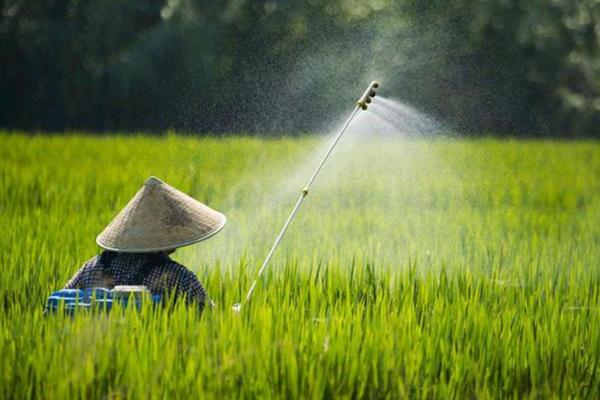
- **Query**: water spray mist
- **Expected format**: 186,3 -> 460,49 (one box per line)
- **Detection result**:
232,81 -> 380,313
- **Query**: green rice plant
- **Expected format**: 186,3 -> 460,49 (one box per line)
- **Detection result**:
0,132 -> 598,398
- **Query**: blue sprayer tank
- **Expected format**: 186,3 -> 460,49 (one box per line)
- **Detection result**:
45,286 -> 161,314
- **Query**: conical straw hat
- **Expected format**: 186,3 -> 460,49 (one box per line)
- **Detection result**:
97,176 -> 226,253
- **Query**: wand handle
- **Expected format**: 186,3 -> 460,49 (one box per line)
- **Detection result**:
242,106 -> 361,305
234,81 -> 380,311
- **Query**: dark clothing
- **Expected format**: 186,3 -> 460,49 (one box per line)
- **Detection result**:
65,251 -> 208,309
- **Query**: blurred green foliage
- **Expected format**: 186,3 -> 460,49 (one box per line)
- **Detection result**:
1,0 -> 599,135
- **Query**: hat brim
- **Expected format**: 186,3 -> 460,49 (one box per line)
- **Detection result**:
96,212 -> 227,253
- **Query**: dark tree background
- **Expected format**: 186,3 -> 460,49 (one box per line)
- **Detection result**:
1,0 -> 599,136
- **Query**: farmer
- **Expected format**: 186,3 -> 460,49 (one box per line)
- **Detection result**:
64,176 -> 226,310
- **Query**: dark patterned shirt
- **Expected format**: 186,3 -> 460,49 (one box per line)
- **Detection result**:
64,251 -> 208,309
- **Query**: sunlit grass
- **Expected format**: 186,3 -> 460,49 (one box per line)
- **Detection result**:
0,132 -> 599,398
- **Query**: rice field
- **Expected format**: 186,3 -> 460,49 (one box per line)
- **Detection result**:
1,132 -> 599,398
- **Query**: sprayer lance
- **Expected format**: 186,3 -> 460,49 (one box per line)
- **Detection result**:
232,80 -> 381,313
356,81 -> 379,110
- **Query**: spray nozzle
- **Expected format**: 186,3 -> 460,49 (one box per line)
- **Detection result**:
357,80 -> 380,110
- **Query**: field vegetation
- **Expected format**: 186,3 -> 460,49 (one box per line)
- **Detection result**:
1,132 -> 599,398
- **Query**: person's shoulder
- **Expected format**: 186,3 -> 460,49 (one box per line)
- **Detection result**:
162,259 -> 197,277
81,254 -> 102,269
64,253 -> 103,289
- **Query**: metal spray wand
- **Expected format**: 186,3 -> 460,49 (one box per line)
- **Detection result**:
232,81 -> 380,313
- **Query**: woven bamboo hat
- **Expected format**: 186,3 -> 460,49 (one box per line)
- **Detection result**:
96,176 -> 226,253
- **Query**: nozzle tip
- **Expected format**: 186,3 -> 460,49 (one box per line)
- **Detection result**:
357,81 -> 380,110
